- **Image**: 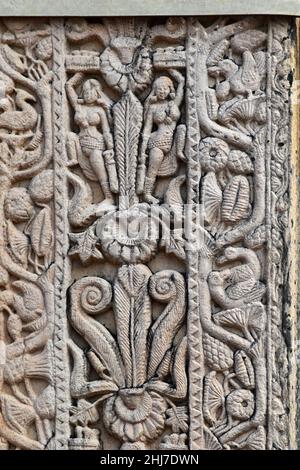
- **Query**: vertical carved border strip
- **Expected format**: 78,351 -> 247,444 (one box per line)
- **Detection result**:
186,18 -> 204,450
266,18 -> 273,450
51,19 -> 71,449
269,18 -> 293,449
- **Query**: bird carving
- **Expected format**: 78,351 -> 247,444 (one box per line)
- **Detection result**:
211,50 -> 264,103
229,51 -> 261,97
208,247 -> 265,309
0,89 -> 37,132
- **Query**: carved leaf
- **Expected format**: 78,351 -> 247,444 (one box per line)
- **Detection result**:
69,229 -> 104,264
221,175 -> 250,222
202,171 -> 222,224
6,220 -> 29,268
31,207 -> 52,257
234,351 -> 255,389
114,264 -> 152,386
3,45 -> 27,73
242,426 -> 266,450
165,406 -> 189,433
204,427 -> 223,450
203,371 -> 224,426
69,398 -> 100,426
246,302 -> 266,336
213,307 -> 249,329
0,395 -> 36,433
147,271 -> 186,378
113,91 -> 143,206
70,278 -> 125,387
163,233 -> 186,260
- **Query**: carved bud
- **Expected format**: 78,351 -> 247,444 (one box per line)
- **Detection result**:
4,188 -> 34,223
35,36 -> 53,61
227,151 -> 254,175
29,170 -> 54,204
34,385 -> 55,419
203,333 -> 234,371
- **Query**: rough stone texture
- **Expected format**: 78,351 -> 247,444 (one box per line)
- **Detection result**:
0,16 -> 296,450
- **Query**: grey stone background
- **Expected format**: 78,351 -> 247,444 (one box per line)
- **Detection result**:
0,0 -> 299,16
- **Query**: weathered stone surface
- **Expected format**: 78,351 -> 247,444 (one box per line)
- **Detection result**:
0,16 -> 296,450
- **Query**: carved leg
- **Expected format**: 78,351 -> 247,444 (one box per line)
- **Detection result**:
144,148 -> 164,204
89,150 -> 115,211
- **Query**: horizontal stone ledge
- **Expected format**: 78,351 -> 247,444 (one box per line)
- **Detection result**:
0,0 -> 300,16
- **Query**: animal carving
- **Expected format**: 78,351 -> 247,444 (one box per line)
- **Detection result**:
212,51 -> 264,102
208,246 -> 265,309
0,90 -> 37,132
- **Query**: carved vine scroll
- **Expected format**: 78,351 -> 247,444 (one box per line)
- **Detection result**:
0,16 -> 293,450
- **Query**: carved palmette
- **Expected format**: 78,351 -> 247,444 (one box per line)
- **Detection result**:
0,15 -> 292,450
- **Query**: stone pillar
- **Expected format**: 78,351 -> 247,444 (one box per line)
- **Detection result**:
0,6 -> 298,450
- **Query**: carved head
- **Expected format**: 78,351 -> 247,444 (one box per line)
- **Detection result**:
81,79 -> 103,105
224,246 -> 238,260
152,76 -> 175,101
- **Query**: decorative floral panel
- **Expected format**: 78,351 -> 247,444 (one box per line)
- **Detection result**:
0,17 -> 293,450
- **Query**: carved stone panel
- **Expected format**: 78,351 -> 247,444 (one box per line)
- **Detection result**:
0,17 -> 294,450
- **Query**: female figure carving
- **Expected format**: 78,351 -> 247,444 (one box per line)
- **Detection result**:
138,70 -> 184,204
66,73 -> 118,210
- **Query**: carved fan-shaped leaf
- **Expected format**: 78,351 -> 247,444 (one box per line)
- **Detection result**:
203,371 -> 224,426
6,220 -> 29,268
204,426 -> 223,450
213,307 -> 249,330
243,426 -> 266,450
246,302 -> 266,335
0,395 -> 35,433
31,207 -> 52,257
203,333 -> 234,371
234,350 -> 255,389
202,172 -> 222,224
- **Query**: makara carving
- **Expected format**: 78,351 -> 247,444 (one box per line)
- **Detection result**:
0,17 -> 292,449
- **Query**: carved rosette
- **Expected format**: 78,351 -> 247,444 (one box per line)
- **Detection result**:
0,16 -> 293,450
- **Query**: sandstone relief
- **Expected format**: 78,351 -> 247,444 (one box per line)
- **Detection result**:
0,17 -> 293,450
